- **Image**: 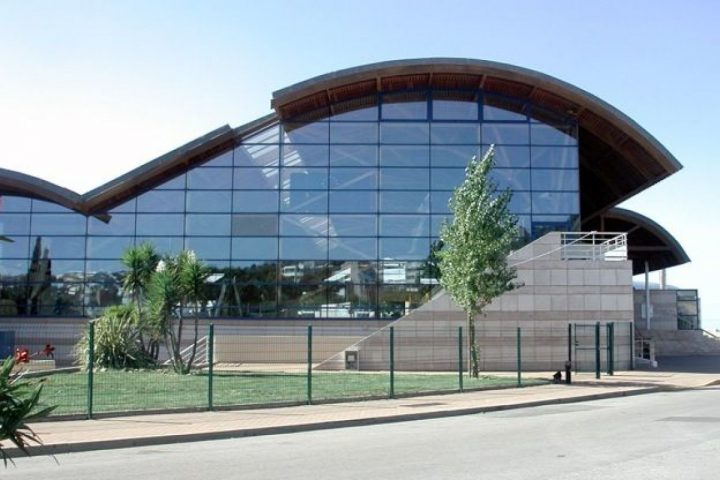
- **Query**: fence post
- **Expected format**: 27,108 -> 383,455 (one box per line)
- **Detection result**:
595,322 -> 601,379
86,321 -> 95,420
208,323 -> 214,411
307,325 -> 312,405
389,326 -> 395,399
458,326 -> 464,392
567,323 -> 572,366
516,327 -> 522,387
607,322 -> 614,376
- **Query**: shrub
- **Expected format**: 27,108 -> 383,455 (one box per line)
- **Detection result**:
75,305 -> 149,369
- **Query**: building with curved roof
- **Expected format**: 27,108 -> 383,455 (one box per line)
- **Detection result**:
0,58 -> 687,323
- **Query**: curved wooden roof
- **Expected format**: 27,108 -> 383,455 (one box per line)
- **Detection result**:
272,58 -> 682,219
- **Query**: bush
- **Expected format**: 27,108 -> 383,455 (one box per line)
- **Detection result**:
0,357 -> 55,465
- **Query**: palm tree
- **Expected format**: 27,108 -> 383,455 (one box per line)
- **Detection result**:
121,243 -> 160,361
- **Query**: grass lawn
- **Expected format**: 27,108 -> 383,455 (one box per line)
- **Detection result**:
38,369 -> 548,416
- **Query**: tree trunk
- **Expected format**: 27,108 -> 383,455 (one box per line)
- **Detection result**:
468,310 -> 479,378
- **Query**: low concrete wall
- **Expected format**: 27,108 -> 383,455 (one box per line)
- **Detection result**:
214,335 -> 362,364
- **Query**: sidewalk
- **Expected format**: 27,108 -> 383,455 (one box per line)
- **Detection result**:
18,370 -> 719,456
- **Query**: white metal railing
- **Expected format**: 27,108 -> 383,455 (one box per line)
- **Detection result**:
560,232 -> 627,262
163,335 -> 209,367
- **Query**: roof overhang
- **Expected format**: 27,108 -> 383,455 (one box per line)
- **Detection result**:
583,207 -> 690,274
272,58 -> 682,218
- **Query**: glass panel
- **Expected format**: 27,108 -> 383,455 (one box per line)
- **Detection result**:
378,284 -> 431,318
279,260 -> 328,283
136,214 -> 184,236
0,236 -> 29,258
486,145 -> 531,168
380,215 -> 430,237
483,99 -> 528,121
509,192 -> 531,214
431,123 -> 481,144
241,124 -> 280,144
187,167 -> 233,190
88,214 -> 134,236
33,236 -> 85,259
0,196 -> 31,212
281,168 -> 328,189
531,215 -> 577,237
325,284 -> 378,318
677,290 -> 698,301
135,237 -> 183,256
531,146 -> 578,168
30,214 -> 86,235
382,93 -> 427,120
86,237 -> 134,259
284,122 -> 329,144
531,124 -> 577,145
329,168 -> 377,190
380,123 -> 429,144
278,283 -> 328,318
231,261 -> 278,283
108,199 -> 136,213
430,145 -> 479,167
280,214 -> 328,236
233,191 -> 279,212
380,191 -> 430,213
380,168 -> 429,190
331,103 -> 378,121
432,99 -> 478,120
330,145 -> 378,166
185,237 -> 230,259
155,174 -> 186,190
379,261 -> 426,284
186,191 -> 231,213
232,214 -> 279,236
85,259 -> 125,281
233,167 -> 280,189
330,122 -> 378,144
327,261 -> 378,284
431,191 -> 453,213
490,169 -> 531,190
328,215 -> 376,236
232,238 -> 278,260
380,237 -> 430,260
84,283 -> 123,316
235,144 -> 280,168
203,150 -> 233,167
49,259 -> 85,277
328,237 -> 377,260
531,169 -> 579,191
282,144 -> 329,167
482,123 -> 529,144
0,259 -> 28,279
330,191 -> 377,213
380,145 -> 429,167
280,237 -> 328,260
280,190 -> 328,213
431,168 -> 466,190
31,200 -> 72,213
137,190 -> 185,213
0,214 -> 30,235
431,214 -> 451,236
186,214 -> 231,236
531,192 -> 579,214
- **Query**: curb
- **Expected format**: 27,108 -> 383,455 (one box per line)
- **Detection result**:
17,386 -> 662,457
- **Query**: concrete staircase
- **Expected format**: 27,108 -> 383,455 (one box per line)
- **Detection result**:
640,329 -> 720,356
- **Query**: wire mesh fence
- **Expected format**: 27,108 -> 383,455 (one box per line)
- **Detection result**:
1,318 -> 634,419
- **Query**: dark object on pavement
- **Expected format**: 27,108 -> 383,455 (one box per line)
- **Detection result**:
553,371 -> 562,383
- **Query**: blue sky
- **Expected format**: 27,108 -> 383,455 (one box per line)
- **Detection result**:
1,1 -> 718,326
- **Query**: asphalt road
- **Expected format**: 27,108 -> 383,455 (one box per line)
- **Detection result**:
5,389 -> 720,479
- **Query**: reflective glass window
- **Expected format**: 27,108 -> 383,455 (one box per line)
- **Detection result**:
378,285 -> 430,318
330,145 -> 378,166
186,214 -> 231,236
86,236 -> 134,259
329,168 -> 377,190
0,259 -> 28,278
531,124 -> 577,145
531,169 -> 578,191
382,93 -> 427,120
0,196 -> 31,212
330,122 -> 378,144
490,169 -> 531,190
380,238 -> 431,260
431,123 -> 481,144
531,146 -> 578,168
431,214 -> 451,236
509,192 -> 532,214
379,191 -> 430,213
0,236 -> 29,258
281,168 -> 328,189
233,191 -> 279,212
279,260 -> 328,284
327,261 -> 378,284
187,168 -> 233,190
531,192 -> 579,214
281,214 -> 328,236
49,259 -> 85,276
380,168 -> 429,190
186,191 -> 231,213
430,191 -> 453,213
108,199 -> 136,213
284,122 -> 329,144
430,145 -> 479,167
135,237 -> 183,256
0,214 -> 30,235
329,237 -> 377,260
482,123 -> 530,144
282,145 -> 329,167
235,144 -> 280,168
280,190 -> 328,213
203,150 -> 233,167
432,99 -> 478,120
232,214 -> 279,236
155,174 -> 186,190
232,238 -> 278,260
380,123 -> 429,144
487,146 -> 531,168
233,167 -> 279,189
380,145 -> 429,167
88,214 -> 134,236
31,200 -> 72,213
137,190 -> 185,213
431,168 -> 466,190
330,191 -> 377,213
185,237 -> 230,259
31,214 -> 86,235
380,215 -> 429,237
483,99 -> 527,121
136,214 -> 184,236
280,237 -> 328,260
278,284 -> 327,318
35,236 -> 85,259
241,125 -> 280,144
328,215 -> 376,236
331,103 -> 378,121
531,215 -> 577,237
231,260 -> 278,283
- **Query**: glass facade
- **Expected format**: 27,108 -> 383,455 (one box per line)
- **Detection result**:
0,90 -> 579,318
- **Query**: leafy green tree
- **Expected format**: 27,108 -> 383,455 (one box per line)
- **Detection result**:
439,147 -> 519,378
121,242 -> 161,361
0,357 -> 55,466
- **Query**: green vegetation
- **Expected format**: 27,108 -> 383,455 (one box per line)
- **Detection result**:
439,147 -> 519,378
38,369 -> 547,416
